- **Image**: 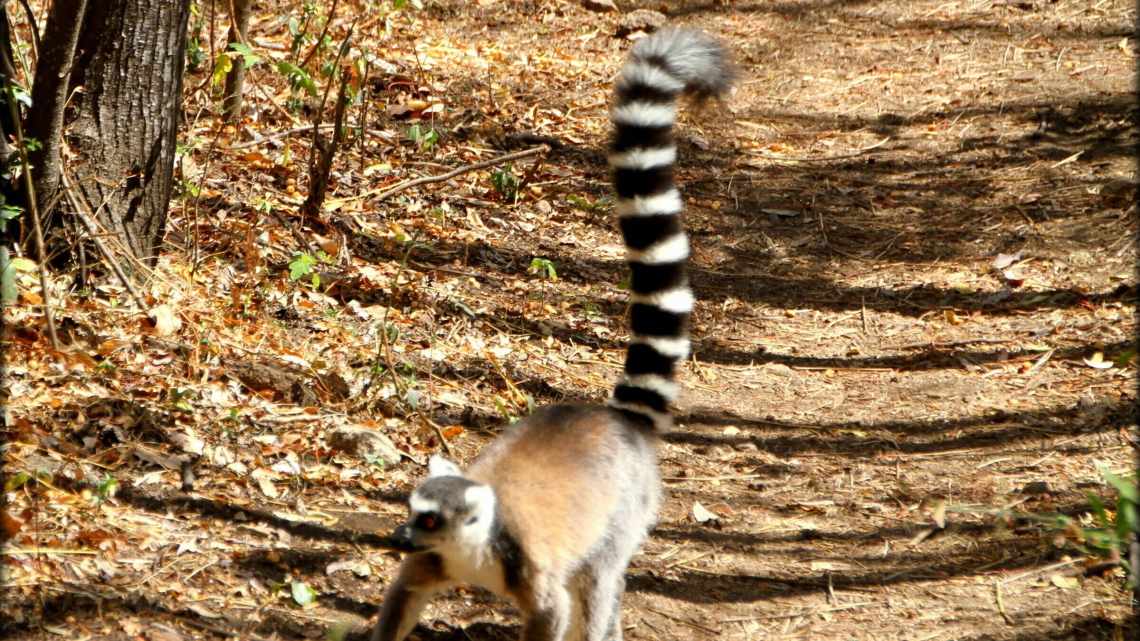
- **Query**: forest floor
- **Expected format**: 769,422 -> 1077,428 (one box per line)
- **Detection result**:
2,0 -> 1137,640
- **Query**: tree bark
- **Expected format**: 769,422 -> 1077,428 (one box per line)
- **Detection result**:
222,0 -> 253,122
25,0 -> 88,232
49,0 -> 191,266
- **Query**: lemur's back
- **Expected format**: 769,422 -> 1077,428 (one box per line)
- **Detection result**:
468,405 -> 660,576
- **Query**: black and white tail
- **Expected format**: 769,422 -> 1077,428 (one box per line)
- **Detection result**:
607,28 -> 733,429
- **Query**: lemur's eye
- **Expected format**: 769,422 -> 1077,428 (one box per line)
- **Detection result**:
465,516 -> 478,526
415,513 -> 440,531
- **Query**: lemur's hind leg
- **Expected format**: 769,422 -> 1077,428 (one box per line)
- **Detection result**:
578,552 -> 630,641
602,572 -> 626,641
520,580 -> 572,641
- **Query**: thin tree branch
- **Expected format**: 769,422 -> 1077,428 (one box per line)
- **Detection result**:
25,0 -> 87,221
16,0 -> 39,63
298,0 -> 339,70
301,19 -> 356,218
226,123 -> 393,150
1,49 -> 57,348
374,145 -> 550,203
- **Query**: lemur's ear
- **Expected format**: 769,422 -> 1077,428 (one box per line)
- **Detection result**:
428,454 -> 462,478
464,485 -> 495,515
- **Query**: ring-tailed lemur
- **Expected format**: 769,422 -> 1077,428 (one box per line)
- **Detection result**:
372,28 -> 732,641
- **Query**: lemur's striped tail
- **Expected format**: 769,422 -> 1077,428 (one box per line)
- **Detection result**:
607,28 -> 733,429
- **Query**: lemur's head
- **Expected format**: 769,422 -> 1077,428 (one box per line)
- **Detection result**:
390,455 -> 496,554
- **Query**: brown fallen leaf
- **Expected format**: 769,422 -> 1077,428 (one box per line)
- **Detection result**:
0,509 -> 25,540
1050,574 -> 1079,590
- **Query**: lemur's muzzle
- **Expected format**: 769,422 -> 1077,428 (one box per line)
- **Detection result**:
387,523 -> 426,553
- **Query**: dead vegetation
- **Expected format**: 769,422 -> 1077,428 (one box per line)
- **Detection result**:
2,0 -> 1136,640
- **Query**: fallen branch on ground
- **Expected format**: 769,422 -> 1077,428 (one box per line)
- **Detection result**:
374,145 -> 550,203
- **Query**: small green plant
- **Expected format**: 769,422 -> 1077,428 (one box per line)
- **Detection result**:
95,476 -> 119,501
7,84 -> 30,109
289,252 -> 319,287
178,178 -> 201,198
1045,467 -> 1138,587
491,166 -> 519,202
0,201 -> 21,232
528,257 -> 557,281
406,124 -> 439,150
1087,468 -> 1137,582
277,61 -> 318,96
167,388 -> 195,412
493,396 -> 517,423
582,301 -> 603,320
4,471 -> 32,492
186,2 -> 207,71
289,2 -> 321,57
566,194 -> 610,213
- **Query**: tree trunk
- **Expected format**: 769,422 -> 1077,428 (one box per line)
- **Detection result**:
37,0 -> 191,266
222,0 -> 253,122
26,0 -> 88,235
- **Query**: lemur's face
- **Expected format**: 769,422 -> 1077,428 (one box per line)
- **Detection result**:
390,457 -> 496,554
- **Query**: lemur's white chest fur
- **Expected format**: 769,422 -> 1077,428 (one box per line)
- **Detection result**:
437,543 -> 508,597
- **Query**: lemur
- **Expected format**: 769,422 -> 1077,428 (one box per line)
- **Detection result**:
372,28 -> 733,641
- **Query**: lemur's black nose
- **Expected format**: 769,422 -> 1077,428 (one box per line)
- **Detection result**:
388,524 -> 422,553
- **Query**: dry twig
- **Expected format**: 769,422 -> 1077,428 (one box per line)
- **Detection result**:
747,136 -> 891,162
374,145 -> 550,202
2,46 -> 59,349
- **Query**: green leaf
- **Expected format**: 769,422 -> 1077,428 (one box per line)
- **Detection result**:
289,253 -> 317,281
276,61 -> 317,96
491,166 -> 519,201
9,256 -> 36,272
96,477 -> 119,500
227,41 -> 262,67
4,471 -> 31,492
212,53 -> 233,87
529,257 -> 557,281
1101,467 -> 1138,504
1112,348 -> 1136,367
1117,499 -> 1137,545
8,84 -> 31,108
1,247 -> 16,304
291,580 -> 318,606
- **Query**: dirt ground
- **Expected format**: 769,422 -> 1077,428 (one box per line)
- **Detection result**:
2,1 -> 1137,640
